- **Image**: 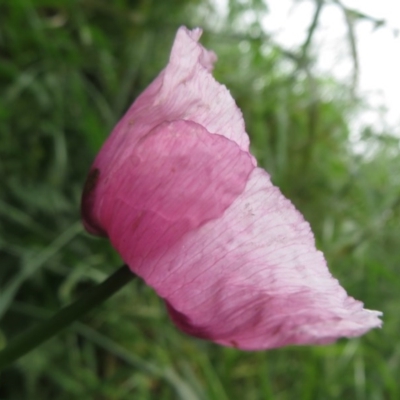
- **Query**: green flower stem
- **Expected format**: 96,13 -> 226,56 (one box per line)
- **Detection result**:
0,264 -> 135,371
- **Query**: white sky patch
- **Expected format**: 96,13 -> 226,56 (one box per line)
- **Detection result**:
262,0 -> 400,136
211,0 -> 229,22
210,0 -> 400,146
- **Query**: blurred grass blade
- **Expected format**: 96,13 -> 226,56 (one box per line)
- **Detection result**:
0,222 -> 83,319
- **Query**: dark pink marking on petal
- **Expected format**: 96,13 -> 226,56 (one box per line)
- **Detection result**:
81,168 -> 107,237
86,119 -> 254,264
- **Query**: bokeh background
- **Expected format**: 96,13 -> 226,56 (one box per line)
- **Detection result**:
1,0 -> 399,399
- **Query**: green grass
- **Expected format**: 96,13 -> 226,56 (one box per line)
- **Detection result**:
0,0 -> 399,399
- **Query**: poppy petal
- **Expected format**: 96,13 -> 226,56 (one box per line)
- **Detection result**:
134,168 -> 382,350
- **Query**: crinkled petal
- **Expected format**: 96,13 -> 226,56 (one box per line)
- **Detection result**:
130,168 -> 382,350
82,119 -> 254,253
90,27 -> 253,183
81,26 -> 382,350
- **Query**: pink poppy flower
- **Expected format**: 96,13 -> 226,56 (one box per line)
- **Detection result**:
81,27 -> 382,350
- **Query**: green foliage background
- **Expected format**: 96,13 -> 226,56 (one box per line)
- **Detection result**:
0,0 -> 399,399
